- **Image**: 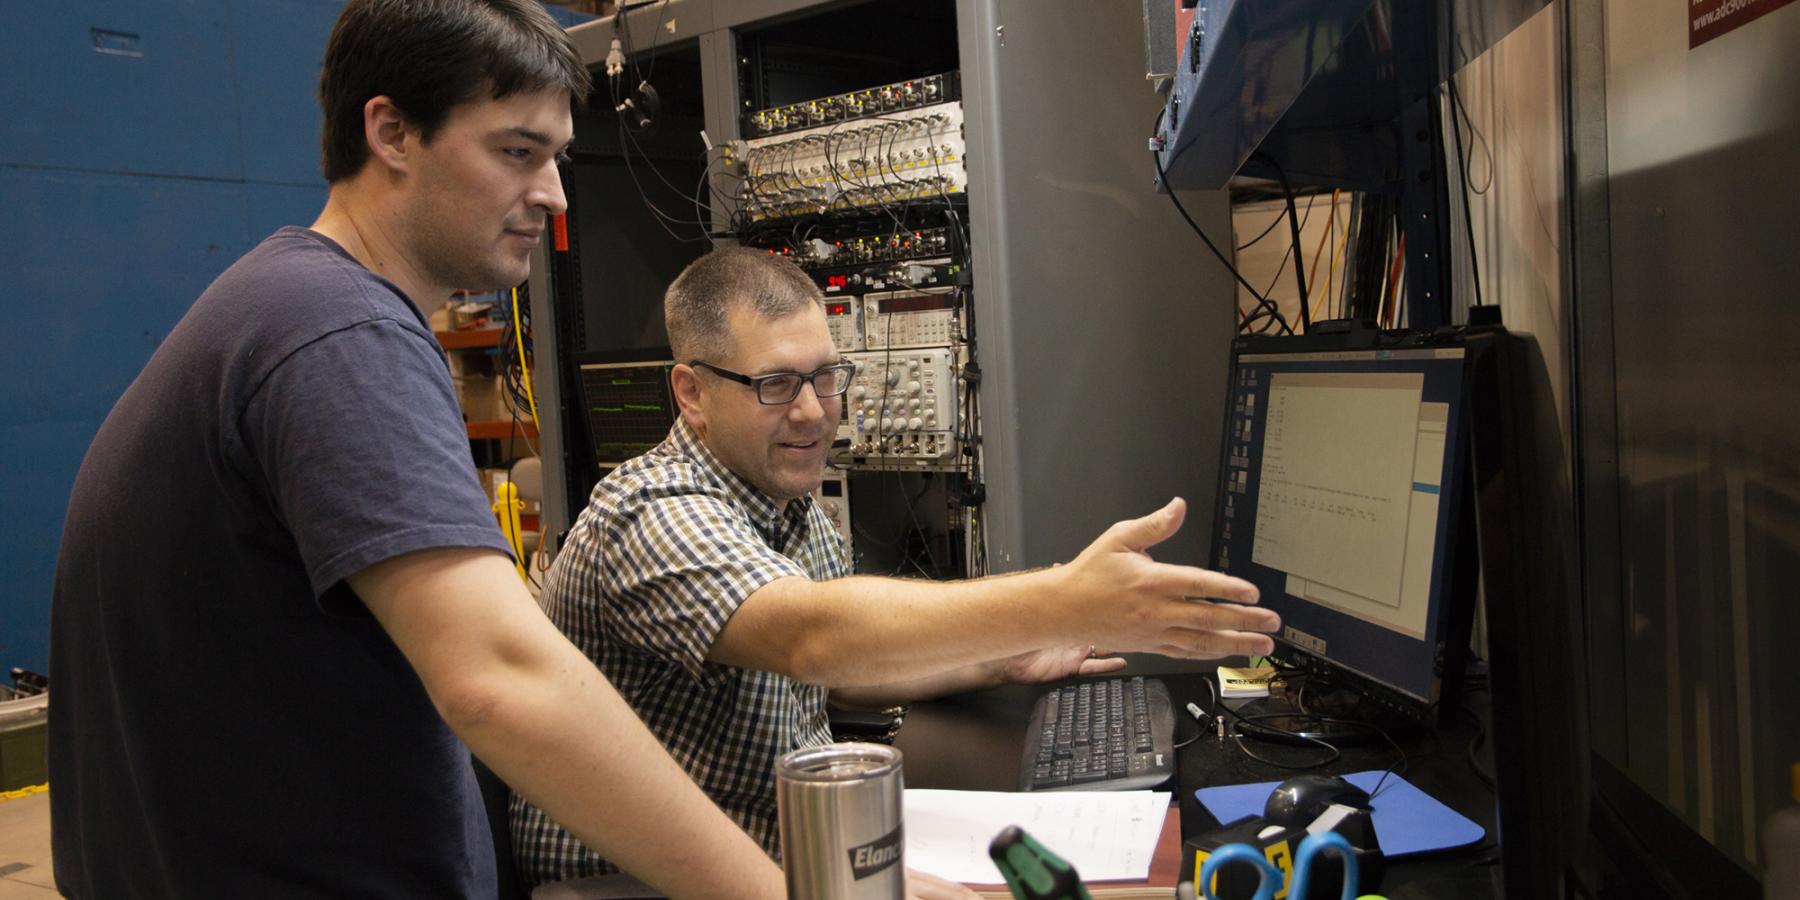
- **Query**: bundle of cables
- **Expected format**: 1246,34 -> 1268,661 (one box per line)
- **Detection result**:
493,284 -> 546,585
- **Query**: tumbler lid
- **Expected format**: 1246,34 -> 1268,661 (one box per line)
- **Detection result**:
776,742 -> 903,783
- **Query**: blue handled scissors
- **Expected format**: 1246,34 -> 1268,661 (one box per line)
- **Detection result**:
1196,831 -> 1362,900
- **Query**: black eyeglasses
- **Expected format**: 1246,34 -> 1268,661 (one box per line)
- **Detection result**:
688,359 -> 858,405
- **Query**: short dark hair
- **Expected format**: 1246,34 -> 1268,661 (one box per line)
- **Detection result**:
318,0 -> 592,183
666,248 -> 824,363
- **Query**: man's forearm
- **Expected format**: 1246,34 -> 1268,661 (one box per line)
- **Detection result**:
720,568 -> 1073,688
353,549 -> 786,900
456,648 -> 786,899
830,658 -> 1006,710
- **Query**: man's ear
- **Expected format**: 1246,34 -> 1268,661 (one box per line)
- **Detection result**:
363,96 -> 415,175
670,364 -> 707,433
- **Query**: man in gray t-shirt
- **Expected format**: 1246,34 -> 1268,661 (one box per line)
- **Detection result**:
48,2 -> 802,897
54,225 -> 514,895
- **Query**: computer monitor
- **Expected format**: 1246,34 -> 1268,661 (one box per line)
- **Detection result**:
1207,329 -> 1479,724
574,350 -> 678,468
1460,328 -> 1589,900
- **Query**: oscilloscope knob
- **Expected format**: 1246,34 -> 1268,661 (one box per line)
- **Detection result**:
885,370 -> 901,387
907,417 -> 923,430
907,381 -> 921,395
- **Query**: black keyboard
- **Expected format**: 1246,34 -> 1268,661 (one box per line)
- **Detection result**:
1017,676 -> 1177,791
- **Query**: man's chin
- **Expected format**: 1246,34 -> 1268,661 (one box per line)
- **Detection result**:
488,269 -> 531,293
458,258 -> 531,294
770,459 -> 826,500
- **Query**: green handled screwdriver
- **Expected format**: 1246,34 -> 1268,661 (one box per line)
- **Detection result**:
987,825 -> 1094,900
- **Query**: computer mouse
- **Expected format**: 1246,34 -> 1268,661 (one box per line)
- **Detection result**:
1263,774 -> 1372,827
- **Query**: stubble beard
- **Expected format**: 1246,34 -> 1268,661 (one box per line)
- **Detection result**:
406,200 -> 528,296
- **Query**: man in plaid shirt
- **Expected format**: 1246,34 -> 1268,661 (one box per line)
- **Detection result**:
513,247 -> 1281,887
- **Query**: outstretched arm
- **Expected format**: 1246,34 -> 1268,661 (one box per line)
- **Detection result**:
711,497 -> 1279,689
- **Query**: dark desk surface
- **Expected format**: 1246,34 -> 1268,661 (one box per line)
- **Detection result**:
894,663 -> 1505,898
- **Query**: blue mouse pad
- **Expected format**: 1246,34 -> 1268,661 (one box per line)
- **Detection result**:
1194,771 -> 1485,857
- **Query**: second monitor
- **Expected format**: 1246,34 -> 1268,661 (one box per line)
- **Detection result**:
1209,331 -> 1480,725
575,350 -> 678,470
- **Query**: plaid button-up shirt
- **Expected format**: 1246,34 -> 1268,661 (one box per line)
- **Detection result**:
509,419 -> 847,887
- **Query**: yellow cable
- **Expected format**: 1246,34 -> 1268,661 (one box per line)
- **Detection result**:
493,482 -> 529,582
0,783 -> 48,803
511,287 -> 539,431
1326,192 -> 1337,311
1307,192 -> 1355,322
506,286 -> 537,583
1304,190 -> 1339,327
1326,204 -> 1353,318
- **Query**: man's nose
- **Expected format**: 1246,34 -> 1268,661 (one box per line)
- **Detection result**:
529,158 -> 567,216
788,379 -> 827,422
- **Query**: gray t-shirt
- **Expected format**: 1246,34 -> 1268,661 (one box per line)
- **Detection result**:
50,227 -> 513,897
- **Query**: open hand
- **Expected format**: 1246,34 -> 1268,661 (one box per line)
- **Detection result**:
1058,498 -> 1281,659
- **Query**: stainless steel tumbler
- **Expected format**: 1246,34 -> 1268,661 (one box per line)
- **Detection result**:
775,742 -> 906,899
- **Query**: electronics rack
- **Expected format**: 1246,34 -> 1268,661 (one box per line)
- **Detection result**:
746,71 -> 960,137
731,65 -> 982,579
733,97 -> 967,223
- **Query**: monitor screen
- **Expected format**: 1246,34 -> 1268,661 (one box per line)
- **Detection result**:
576,358 -> 677,467
1211,342 -> 1474,711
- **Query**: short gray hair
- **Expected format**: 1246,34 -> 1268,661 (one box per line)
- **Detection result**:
665,247 -> 823,363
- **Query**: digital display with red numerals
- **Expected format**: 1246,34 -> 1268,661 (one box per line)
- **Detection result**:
826,275 -> 850,289
826,302 -> 850,315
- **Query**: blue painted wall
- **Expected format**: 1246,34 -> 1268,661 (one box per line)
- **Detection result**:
0,1 -> 589,677
0,0 -> 344,677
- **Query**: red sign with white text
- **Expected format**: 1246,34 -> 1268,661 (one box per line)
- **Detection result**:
1690,0 -> 1797,48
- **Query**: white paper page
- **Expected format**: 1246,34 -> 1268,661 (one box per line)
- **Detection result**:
902,789 -> 1171,884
